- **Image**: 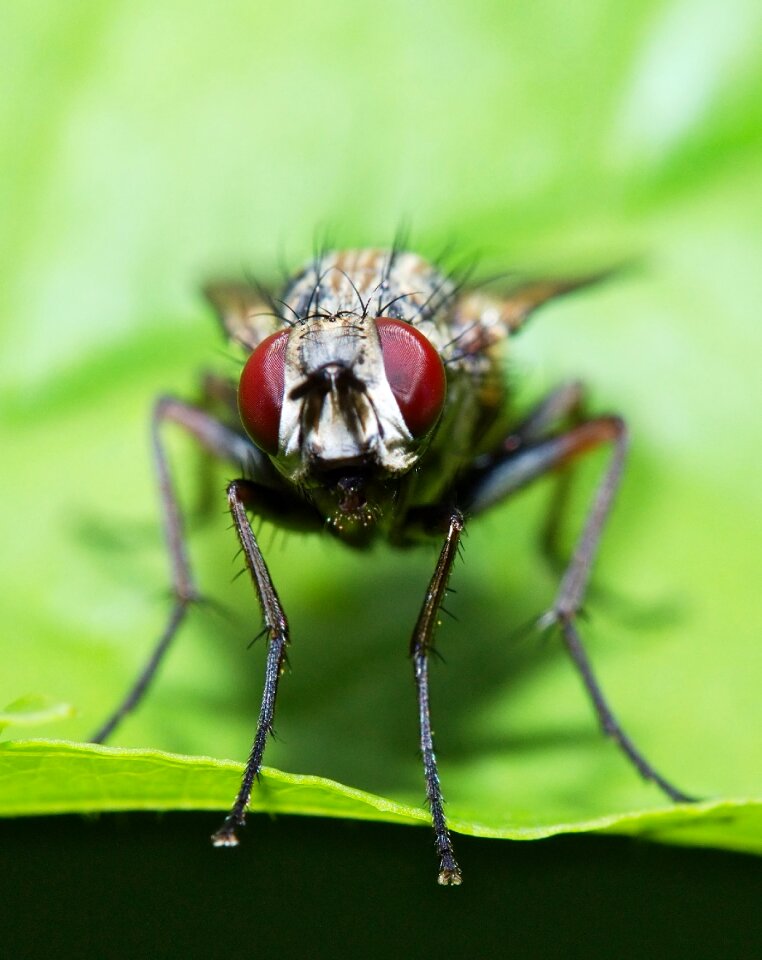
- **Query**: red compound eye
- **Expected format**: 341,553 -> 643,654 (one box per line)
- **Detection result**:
238,329 -> 289,454
377,319 -> 446,438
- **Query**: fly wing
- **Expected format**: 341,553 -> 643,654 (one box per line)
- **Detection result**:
492,269 -> 616,332
204,280 -> 285,351
448,267 -> 620,361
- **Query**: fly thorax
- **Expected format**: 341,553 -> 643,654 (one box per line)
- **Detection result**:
278,317 -> 417,479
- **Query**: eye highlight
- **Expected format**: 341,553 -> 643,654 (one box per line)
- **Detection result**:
238,329 -> 289,453
376,319 -> 446,437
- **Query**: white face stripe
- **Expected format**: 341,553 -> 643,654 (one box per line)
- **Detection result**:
277,315 -> 417,480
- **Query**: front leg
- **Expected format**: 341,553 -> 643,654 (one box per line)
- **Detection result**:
411,508 -> 465,886
212,479 -> 290,846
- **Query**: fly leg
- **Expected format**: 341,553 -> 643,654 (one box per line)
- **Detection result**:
90,396 -> 269,743
212,479 -> 289,846
503,381 -> 587,569
459,416 -> 694,803
411,508 -> 465,886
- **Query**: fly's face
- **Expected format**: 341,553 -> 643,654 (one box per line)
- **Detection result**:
236,252 -> 449,529
282,314 -> 447,477
238,315 -> 446,531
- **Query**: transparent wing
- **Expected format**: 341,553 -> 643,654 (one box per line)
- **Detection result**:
204,280 -> 286,350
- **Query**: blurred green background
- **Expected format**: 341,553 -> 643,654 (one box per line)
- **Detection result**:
1,0 -> 761,955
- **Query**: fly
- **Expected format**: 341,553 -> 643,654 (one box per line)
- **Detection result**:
92,246 -> 695,885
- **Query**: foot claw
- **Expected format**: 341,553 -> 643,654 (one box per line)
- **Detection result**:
211,824 -> 240,847
437,854 -> 463,886
437,866 -> 463,886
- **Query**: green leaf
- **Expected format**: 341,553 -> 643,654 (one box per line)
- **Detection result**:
4,741 -> 761,857
1,0 -> 760,861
